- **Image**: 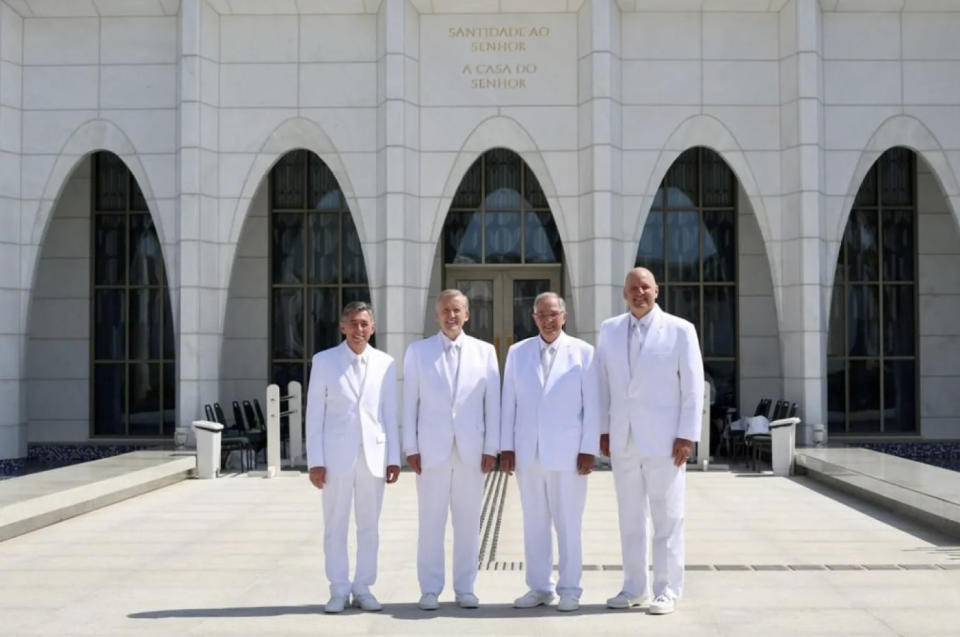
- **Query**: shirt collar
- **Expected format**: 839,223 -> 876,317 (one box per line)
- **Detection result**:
343,340 -> 369,364
539,332 -> 563,353
630,307 -> 656,331
439,331 -> 464,351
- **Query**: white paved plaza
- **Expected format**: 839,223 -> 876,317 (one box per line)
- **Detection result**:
2,469 -> 960,636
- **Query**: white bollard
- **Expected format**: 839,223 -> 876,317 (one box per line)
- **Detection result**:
695,380 -> 712,469
266,384 -> 281,477
286,381 -> 303,468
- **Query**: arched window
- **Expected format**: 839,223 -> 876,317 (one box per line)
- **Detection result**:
91,152 -> 175,436
635,147 -> 738,408
269,150 -> 371,389
828,148 -> 917,434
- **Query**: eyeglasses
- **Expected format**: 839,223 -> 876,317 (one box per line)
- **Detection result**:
533,311 -> 565,320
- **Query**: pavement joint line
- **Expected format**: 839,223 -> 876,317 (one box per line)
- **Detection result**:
482,562 -> 957,572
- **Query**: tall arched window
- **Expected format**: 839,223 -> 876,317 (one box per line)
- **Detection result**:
828,148 -> 917,434
635,147 -> 738,408
91,152 -> 175,437
269,150 -> 371,389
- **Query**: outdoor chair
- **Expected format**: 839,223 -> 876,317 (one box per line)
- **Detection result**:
213,402 -> 251,472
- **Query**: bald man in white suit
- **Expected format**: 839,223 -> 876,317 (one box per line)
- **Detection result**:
597,268 -> 704,616
500,292 -> 599,613
403,289 -> 500,610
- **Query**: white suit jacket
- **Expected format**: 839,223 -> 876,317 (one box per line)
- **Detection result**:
305,341 -> 400,478
500,332 -> 600,471
597,305 -> 704,457
402,332 -> 500,470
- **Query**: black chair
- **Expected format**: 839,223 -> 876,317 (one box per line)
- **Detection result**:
253,399 -> 266,428
213,401 -> 251,472
239,400 -> 266,465
204,404 -> 216,422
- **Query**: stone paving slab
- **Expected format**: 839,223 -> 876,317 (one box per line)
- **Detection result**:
1,469 -> 959,636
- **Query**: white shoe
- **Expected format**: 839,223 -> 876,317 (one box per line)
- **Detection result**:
606,591 -> 649,609
648,594 -> 676,615
324,594 -> 348,613
351,592 -> 382,612
557,595 -> 579,612
514,589 -> 556,608
418,592 -> 440,611
456,592 -> 479,608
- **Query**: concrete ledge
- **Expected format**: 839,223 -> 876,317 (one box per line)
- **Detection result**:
796,447 -> 960,539
0,451 -> 195,542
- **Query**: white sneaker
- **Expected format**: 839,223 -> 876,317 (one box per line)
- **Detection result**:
456,592 -> 479,608
606,591 -> 649,609
351,592 -> 382,612
418,592 -> 440,611
514,589 -> 556,608
648,594 -> 676,615
324,594 -> 348,613
557,595 -> 579,612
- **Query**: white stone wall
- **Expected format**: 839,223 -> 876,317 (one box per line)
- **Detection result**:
26,158 -> 90,443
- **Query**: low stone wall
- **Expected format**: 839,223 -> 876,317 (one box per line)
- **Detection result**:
857,442 -> 960,472
0,443 -> 155,479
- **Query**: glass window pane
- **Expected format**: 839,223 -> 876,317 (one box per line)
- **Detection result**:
444,211 -> 483,264
484,149 -> 521,210
524,211 -> 561,264
666,286 -> 699,330
272,151 -> 305,209
129,214 -> 162,286
636,210 -> 665,282
130,179 -> 148,212
456,279 -> 494,343
701,150 -> 733,207
452,158 -> 482,209
703,210 -> 735,282
94,363 -> 125,435
309,154 -> 342,210
666,210 -> 699,282
882,209 -> 914,281
827,283 -> 845,357
854,165 -> 877,207
95,289 -> 125,360
162,293 -> 175,360
703,286 -> 735,357
844,209 -> 879,281
523,164 -> 548,209
883,284 -> 914,356
162,362 -> 175,436
827,359 -> 846,434
96,152 -> 127,211
884,360 -> 916,433
310,288 -> 340,353
848,359 -> 881,433
272,214 -> 304,284
704,360 -> 735,409
342,214 -> 368,284
513,279 -> 551,341
271,363 -> 304,392
129,362 -> 161,436
342,286 -> 371,307
485,211 -> 522,263
128,288 -> 161,360
652,185 -> 665,209
880,147 -> 912,206
272,289 -> 304,359
665,149 -> 698,207
95,215 -> 126,285
847,284 -> 879,357
307,212 -> 338,284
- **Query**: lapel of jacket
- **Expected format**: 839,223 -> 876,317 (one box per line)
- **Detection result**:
627,305 -> 663,395
541,332 -> 567,395
341,342 -> 361,401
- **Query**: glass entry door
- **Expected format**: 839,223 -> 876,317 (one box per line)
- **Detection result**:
446,266 -> 562,371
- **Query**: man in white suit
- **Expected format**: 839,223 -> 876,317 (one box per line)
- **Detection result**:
403,289 -> 500,610
306,301 -> 400,614
500,292 -> 599,612
597,268 -> 704,615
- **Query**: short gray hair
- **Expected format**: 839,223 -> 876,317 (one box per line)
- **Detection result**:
533,291 -> 566,314
436,289 -> 469,312
341,300 -> 374,322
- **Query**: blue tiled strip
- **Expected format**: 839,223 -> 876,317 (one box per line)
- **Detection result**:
0,443 -> 152,479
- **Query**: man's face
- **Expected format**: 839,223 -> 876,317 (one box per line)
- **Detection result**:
623,269 -> 659,318
436,295 -> 470,340
339,310 -> 375,352
533,296 -> 566,343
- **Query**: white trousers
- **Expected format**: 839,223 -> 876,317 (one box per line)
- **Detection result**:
416,447 -> 484,595
515,458 -> 587,598
322,454 -> 385,598
611,439 -> 686,600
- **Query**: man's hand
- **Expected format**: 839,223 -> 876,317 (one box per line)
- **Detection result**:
308,466 -> 326,489
672,438 -> 693,467
600,434 -> 610,458
386,465 -> 400,484
481,454 -> 496,474
406,454 -> 422,475
499,451 -> 516,475
577,453 -> 595,475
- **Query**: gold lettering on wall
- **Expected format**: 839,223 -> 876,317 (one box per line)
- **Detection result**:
447,24 -> 551,90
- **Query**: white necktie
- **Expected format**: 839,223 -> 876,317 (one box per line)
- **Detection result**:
629,322 -> 643,377
351,356 -> 365,394
445,343 -> 460,396
541,345 -> 555,385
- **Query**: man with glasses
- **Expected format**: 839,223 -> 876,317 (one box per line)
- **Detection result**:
500,291 -> 599,612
